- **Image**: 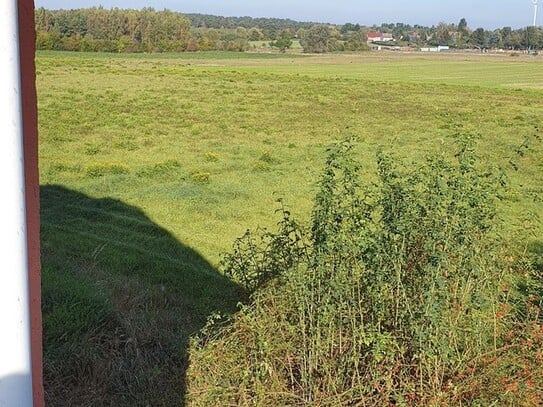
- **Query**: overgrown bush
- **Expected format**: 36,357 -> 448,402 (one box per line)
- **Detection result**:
187,138 -> 543,406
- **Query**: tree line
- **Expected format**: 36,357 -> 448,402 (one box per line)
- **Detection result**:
409,20 -> 543,50
185,13 -> 315,37
35,8 -> 543,53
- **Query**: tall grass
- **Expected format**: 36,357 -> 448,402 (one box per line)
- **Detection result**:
187,138 -> 543,405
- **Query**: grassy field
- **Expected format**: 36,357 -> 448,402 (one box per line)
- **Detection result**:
37,51 -> 543,405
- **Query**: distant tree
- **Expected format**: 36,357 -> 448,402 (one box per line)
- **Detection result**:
521,26 -> 542,50
269,30 -> 293,52
454,18 -> 470,48
471,27 -> 490,49
195,28 -> 220,50
458,18 -> 468,33
344,30 -> 369,51
417,29 -> 430,43
488,30 -> 501,49
235,27 -> 248,40
391,22 -> 408,39
500,26 -> 513,48
327,27 -> 344,51
433,22 -> 453,45
54,9 -> 88,37
508,30 -> 522,49
301,24 -> 333,53
35,7 -> 54,32
218,28 -> 249,51
340,22 -> 361,34
248,27 -> 265,41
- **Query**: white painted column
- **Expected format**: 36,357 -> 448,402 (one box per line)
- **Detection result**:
0,0 -> 34,406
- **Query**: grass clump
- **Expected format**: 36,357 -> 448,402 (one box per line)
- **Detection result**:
86,162 -> 130,177
137,159 -> 181,178
46,162 -> 82,176
187,138 -> 543,405
259,150 -> 274,164
251,150 -> 277,171
192,171 -> 211,184
204,152 -> 220,162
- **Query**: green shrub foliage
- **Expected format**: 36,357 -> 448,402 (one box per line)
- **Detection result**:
188,138 -> 541,405
221,200 -> 307,293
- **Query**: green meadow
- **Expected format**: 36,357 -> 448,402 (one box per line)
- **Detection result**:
37,51 -> 543,404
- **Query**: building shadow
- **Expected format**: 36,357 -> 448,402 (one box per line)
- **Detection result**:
41,185 -> 246,406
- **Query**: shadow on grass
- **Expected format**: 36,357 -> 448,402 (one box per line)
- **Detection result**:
41,185 -> 245,406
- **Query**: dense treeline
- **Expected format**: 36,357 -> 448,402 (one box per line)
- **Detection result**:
35,7 -> 543,53
185,13 -> 315,37
35,7 -> 193,52
34,7 -> 316,52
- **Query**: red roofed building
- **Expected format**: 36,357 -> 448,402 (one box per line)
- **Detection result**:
367,31 -> 394,43
367,31 -> 382,42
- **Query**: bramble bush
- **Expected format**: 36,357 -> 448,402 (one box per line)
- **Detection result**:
187,137 -> 542,406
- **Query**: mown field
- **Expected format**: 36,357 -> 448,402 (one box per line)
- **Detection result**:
37,51 -> 543,405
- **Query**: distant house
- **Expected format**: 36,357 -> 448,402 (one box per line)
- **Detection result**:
367,32 -> 382,42
367,32 -> 395,43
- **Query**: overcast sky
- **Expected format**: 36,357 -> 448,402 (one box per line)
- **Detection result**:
34,0 -> 540,29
